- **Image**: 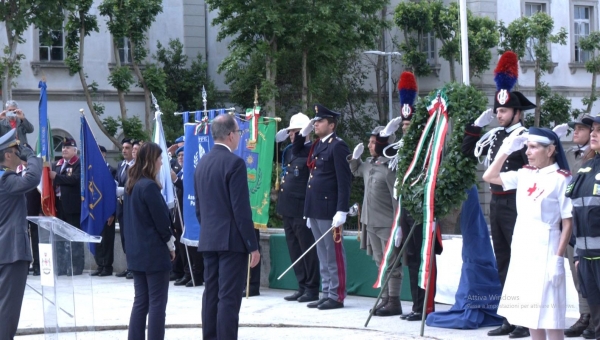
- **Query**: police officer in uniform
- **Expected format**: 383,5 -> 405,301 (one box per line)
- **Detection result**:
300,104 -> 352,310
275,112 -> 320,302
51,137 -> 84,275
461,51 -> 535,338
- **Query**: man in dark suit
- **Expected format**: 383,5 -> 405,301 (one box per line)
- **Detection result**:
115,138 -> 134,279
194,114 -> 260,340
300,104 -> 352,310
91,145 -> 117,277
51,137 -> 84,275
275,112 -> 320,302
0,129 -> 40,340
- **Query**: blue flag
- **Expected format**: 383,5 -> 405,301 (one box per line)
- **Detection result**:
80,116 -> 117,254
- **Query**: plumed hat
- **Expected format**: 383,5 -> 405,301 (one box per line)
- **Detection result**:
493,51 -> 535,112
398,71 -> 417,121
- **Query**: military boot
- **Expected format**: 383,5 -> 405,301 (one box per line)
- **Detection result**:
565,313 -> 590,337
375,296 -> 402,317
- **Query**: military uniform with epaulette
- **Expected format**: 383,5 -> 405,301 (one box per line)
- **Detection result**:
303,104 -> 352,310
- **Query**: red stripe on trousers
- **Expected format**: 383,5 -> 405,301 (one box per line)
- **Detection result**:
334,232 -> 346,302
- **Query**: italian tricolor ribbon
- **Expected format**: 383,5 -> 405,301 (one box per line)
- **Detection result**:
245,106 -> 260,142
374,90 -> 448,290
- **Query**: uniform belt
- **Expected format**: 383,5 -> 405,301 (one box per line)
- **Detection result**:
572,196 -> 600,207
491,190 -> 516,195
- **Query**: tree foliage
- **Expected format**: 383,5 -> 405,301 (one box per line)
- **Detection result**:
394,1 -> 434,77
0,0 -> 68,102
498,12 -> 568,127
429,1 -> 499,82
575,31 -> 600,115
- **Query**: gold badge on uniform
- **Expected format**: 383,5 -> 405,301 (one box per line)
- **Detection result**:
66,168 -> 72,176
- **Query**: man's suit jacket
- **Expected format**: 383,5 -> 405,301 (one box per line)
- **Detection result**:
194,144 -> 258,253
52,156 -> 81,216
304,132 -> 352,220
115,160 -> 131,221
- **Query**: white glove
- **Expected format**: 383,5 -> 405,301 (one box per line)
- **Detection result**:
553,123 -> 569,139
380,117 -> 402,137
275,128 -> 289,143
300,119 -> 315,137
547,255 -> 565,287
352,143 -> 364,160
166,235 -> 176,251
499,134 -> 528,155
332,211 -> 347,227
474,108 -> 494,127
306,218 -> 312,229
394,226 -> 403,247
116,187 -> 124,197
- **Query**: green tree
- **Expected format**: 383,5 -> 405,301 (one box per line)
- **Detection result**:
99,0 -> 164,132
394,1 -> 433,77
430,1 -> 499,82
0,0 -> 68,102
576,31 -> 600,115
153,39 -> 221,142
498,12 -> 568,127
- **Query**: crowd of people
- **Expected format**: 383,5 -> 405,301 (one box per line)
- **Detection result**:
1,54 -> 600,340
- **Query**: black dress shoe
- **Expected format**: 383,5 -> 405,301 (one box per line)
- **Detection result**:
582,325 -> 596,339
284,291 -> 304,301
175,276 -> 191,286
115,270 -> 128,277
565,313 -> 590,337
32,268 -> 40,276
297,293 -> 319,303
405,312 -> 423,321
307,297 -> 328,308
508,326 -> 530,339
242,289 -> 260,297
186,279 -> 203,287
488,322 -> 516,336
126,271 -> 133,279
317,298 -> 344,310
98,271 -> 112,277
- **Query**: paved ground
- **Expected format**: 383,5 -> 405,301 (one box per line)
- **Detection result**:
16,273 -> 577,339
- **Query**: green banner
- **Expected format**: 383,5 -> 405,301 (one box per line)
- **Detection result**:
243,120 -> 275,228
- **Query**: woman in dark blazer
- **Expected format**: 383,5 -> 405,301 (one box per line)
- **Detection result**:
123,142 -> 175,340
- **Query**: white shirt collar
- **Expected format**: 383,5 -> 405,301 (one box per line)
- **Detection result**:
505,122 -> 523,133
321,132 -> 334,143
579,144 -> 590,152
536,163 -> 559,174
214,142 -> 232,152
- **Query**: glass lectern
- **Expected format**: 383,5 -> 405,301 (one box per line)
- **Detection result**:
27,216 -> 102,339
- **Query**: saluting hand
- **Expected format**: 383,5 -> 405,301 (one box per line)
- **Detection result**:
300,119 -> 315,137
275,128 -> 289,143
352,143 -> 364,160
474,108 -> 494,127
552,123 -> 569,139
380,117 -> 402,137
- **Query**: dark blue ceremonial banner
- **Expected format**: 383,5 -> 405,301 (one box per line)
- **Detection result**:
80,116 -> 117,254
181,122 -> 214,246
426,185 -> 503,329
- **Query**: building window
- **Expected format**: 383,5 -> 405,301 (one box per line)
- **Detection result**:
574,5 -> 592,63
52,129 -> 75,161
39,29 -> 64,61
421,32 -> 436,65
117,37 -> 132,64
523,2 -> 547,61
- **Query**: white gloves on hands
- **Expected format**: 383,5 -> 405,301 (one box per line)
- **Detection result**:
553,123 -> 569,139
499,134 -> 528,155
300,119 -> 315,137
306,218 -> 312,229
547,255 -> 565,287
167,235 -> 176,251
332,211 -> 347,227
275,128 -> 289,143
380,117 -> 402,137
394,226 -> 403,247
474,108 -> 494,127
352,143 -> 364,160
116,187 -> 124,197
